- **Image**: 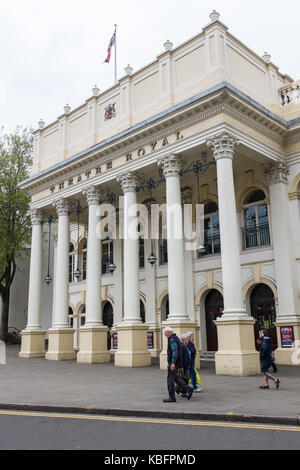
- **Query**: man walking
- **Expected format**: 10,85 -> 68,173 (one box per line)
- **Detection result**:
186,331 -> 202,392
163,327 -> 194,403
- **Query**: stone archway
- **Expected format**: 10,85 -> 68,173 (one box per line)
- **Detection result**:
204,289 -> 224,352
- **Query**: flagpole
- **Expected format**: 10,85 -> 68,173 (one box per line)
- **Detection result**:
114,24 -> 117,85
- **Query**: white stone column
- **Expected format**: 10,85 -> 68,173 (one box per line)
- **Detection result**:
46,198 -> 75,360
19,209 -> 46,358
157,155 -> 197,370
207,132 -> 259,375
50,228 -> 58,328
114,172 -> 151,367
265,163 -> 300,365
77,186 -> 109,363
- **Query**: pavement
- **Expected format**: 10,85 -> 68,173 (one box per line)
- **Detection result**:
0,345 -> 299,426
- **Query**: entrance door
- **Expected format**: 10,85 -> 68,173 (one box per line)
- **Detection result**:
250,284 -> 277,350
103,301 -> 114,350
205,290 -> 224,351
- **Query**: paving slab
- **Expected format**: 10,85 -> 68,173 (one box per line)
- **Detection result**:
0,345 -> 299,425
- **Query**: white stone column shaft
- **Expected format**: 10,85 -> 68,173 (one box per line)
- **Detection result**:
26,210 -> 43,330
52,199 -> 70,328
83,186 -> 102,327
207,133 -> 246,318
158,155 -> 188,320
118,173 -> 140,323
265,164 -> 300,320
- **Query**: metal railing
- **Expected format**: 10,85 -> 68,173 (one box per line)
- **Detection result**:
242,224 -> 270,249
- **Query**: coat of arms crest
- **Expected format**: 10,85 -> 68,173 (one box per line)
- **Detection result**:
104,103 -> 116,121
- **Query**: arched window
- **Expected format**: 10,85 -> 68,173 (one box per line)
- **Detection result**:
242,190 -> 270,248
82,239 -> 87,280
69,243 -> 75,283
102,239 -> 113,274
79,305 -> 86,327
140,299 -> 145,323
68,307 -> 74,328
202,201 -> 220,256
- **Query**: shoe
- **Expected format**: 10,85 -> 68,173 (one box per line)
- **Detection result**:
163,398 -> 176,403
259,385 -> 269,389
187,389 -> 193,400
194,387 -> 203,393
275,379 -> 280,390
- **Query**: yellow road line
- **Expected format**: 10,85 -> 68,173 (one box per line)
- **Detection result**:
0,409 -> 299,432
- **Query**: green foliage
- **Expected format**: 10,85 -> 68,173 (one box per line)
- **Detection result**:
0,127 -> 33,290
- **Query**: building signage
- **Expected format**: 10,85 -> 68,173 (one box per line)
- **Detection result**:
49,131 -> 184,195
112,332 -> 118,349
147,332 -> 154,349
280,326 -> 294,348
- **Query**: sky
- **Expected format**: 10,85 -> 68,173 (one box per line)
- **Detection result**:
1,0 -> 300,133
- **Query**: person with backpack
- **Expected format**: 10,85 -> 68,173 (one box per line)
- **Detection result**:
163,327 -> 194,403
258,329 -> 280,390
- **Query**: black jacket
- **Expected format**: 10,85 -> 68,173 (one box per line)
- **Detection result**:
167,334 -> 182,368
187,340 -> 196,366
180,342 -> 191,372
260,336 -> 273,368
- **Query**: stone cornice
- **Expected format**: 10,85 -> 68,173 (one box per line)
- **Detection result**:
20,82 -> 298,195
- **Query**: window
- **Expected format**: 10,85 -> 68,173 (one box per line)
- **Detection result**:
200,202 -> 220,256
139,237 -> 145,268
159,240 -> 168,265
69,243 -> 75,283
68,307 -> 74,328
82,239 -> 87,280
102,239 -> 113,274
242,190 -> 270,248
79,306 -> 86,326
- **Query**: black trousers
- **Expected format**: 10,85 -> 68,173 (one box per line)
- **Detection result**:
167,366 -> 192,401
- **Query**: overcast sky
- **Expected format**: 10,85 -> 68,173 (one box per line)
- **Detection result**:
1,0 -> 300,133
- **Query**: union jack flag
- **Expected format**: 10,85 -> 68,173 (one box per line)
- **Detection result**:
104,26 -> 117,63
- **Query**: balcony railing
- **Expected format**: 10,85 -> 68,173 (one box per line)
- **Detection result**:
242,224 -> 270,249
279,80 -> 300,106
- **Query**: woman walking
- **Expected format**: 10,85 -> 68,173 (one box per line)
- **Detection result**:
259,329 -> 280,390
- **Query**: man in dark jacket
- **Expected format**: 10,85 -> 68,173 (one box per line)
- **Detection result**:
259,329 -> 280,390
163,327 -> 194,403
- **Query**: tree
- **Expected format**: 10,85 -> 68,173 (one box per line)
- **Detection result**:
0,127 -> 33,342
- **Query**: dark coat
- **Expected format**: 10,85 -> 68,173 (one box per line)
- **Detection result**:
167,334 -> 182,368
187,340 -> 196,366
260,336 -> 273,369
180,342 -> 191,372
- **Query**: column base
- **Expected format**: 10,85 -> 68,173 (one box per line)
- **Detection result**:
19,330 -> 47,358
274,321 -> 300,365
159,321 -> 198,370
214,318 -> 260,376
77,327 -> 110,364
114,323 -> 151,367
45,328 -> 76,361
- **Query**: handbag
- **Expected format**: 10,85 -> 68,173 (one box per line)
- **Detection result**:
189,368 -> 201,385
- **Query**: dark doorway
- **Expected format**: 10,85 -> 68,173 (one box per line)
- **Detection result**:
250,284 -> 277,350
140,300 -> 145,323
103,301 -> 113,350
205,290 -> 224,351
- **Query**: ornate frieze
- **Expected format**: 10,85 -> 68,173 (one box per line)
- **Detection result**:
53,198 -> 70,216
206,131 -> 240,160
157,154 -> 183,177
82,186 -> 102,205
29,209 -> 43,225
264,162 -> 289,185
117,171 -> 140,193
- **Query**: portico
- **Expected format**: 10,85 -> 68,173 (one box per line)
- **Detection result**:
18,11 -> 300,374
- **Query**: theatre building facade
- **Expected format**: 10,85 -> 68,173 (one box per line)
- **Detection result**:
19,11 -> 300,375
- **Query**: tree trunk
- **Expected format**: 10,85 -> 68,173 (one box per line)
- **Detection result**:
0,289 -> 10,343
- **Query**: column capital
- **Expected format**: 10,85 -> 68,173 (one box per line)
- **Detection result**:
29,209 -> 43,225
157,154 -> 183,177
117,171 -> 140,193
53,198 -> 70,216
206,132 -> 239,160
264,162 -> 289,185
82,185 -> 102,205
